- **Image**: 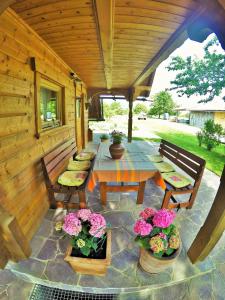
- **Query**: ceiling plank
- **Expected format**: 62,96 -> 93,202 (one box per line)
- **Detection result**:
131,7 -> 206,87
93,0 -> 115,90
0,0 -> 16,15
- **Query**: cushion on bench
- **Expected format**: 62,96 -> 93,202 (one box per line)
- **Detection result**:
67,160 -> 91,171
154,162 -> 174,173
75,152 -> 95,161
148,154 -> 163,163
58,171 -> 88,186
162,172 -> 192,188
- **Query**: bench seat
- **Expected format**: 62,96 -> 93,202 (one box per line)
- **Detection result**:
41,138 -> 95,209
159,140 -> 206,210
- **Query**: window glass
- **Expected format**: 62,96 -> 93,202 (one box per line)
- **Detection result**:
40,84 -> 61,129
76,98 -> 81,118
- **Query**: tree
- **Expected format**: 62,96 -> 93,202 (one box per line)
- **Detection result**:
167,36 -> 225,103
133,103 -> 148,115
103,101 -> 127,118
110,101 -> 124,115
148,91 -> 175,118
103,103 -> 113,118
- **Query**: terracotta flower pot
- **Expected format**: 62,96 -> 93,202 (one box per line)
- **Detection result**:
139,244 -> 181,273
64,230 -> 111,276
109,143 -> 125,159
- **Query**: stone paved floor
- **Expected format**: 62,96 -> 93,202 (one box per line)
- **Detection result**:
1,141 -> 225,300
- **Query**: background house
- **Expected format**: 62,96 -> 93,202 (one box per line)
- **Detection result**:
189,102 -> 225,128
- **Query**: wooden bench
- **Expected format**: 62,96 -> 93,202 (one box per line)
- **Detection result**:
159,139 -> 206,210
41,138 -> 94,209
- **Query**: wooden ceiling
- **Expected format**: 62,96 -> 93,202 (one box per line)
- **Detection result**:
10,0 -> 201,89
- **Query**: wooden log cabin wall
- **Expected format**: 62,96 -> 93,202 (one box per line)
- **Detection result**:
0,8 -> 88,264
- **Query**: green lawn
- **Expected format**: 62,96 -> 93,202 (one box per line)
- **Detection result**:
135,131 -> 225,176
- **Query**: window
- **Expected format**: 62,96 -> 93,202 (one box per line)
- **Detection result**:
40,78 -> 63,130
34,74 -> 65,138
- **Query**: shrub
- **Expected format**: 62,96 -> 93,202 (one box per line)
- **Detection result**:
198,119 -> 224,151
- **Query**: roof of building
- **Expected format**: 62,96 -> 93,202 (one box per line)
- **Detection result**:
176,99 -> 225,112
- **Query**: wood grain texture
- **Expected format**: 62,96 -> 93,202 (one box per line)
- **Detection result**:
188,166 -> 225,263
0,9 -> 87,265
10,0 -> 199,89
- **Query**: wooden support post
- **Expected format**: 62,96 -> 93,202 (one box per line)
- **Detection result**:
128,92 -> 133,143
187,165 -> 225,263
0,206 -> 31,267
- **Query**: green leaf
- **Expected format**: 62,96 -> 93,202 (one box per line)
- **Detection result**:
166,248 -> 174,256
82,224 -> 89,235
153,251 -> 163,258
80,246 -> 91,257
150,227 -> 160,236
85,239 -> 92,248
137,237 -> 150,249
92,242 -> 98,251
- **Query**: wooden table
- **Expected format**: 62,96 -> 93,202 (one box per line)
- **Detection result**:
88,142 -> 158,206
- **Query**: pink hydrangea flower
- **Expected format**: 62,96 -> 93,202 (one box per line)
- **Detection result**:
63,213 -> 82,236
77,209 -> 92,221
89,213 -> 106,238
152,209 -> 176,228
133,219 -> 153,236
139,208 -> 156,220
89,225 -> 105,238
89,213 -> 106,228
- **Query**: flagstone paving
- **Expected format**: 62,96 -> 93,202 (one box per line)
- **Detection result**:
1,141 -> 224,299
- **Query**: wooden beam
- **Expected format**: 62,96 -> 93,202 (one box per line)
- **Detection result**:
131,7 -> 206,87
127,90 -> 133,143
132,86 -> 152,100
187,165 -> 225,263
93,0 -> 115,90
87,87 -> 129,101
0,0 -> 16,15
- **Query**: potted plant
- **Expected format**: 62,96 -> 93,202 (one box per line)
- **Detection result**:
63,209 -> 111,276
109,130 -> 125,159
134,207 -> 181,273
100,133 -> 109,142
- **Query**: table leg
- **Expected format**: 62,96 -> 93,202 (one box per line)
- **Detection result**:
99,182 -> 107,206
137,181 -> 146,204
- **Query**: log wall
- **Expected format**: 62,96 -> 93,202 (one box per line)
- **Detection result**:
0,9 -> 87,243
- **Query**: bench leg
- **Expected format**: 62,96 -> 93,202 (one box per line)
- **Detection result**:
161,190 -> 173,209
47,190 -> 57,209
78,190 -> 87,208
99,182 -> 107,206
137,181 -> 146,204
187,189 -> 197,209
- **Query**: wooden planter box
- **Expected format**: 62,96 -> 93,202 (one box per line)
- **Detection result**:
64,230 -> 111,276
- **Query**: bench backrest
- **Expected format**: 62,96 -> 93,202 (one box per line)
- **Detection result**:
42,138 -> 77,184
159,139 -> 206,181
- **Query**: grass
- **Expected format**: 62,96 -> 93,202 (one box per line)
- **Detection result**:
134,132 -> 225,176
